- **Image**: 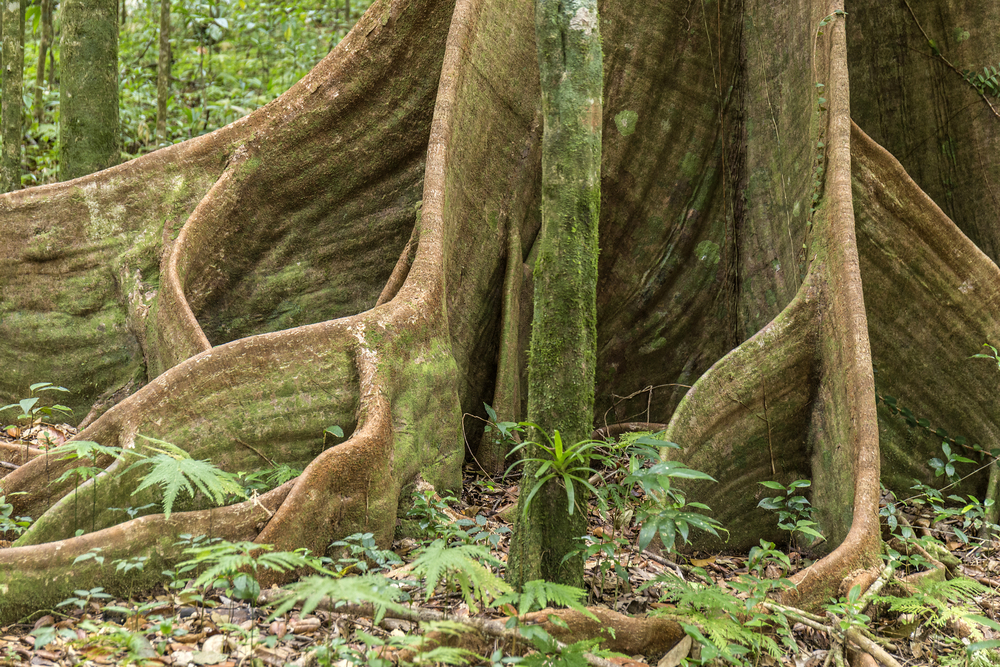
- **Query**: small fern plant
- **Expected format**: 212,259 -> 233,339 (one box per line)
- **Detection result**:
125,435 -> 245,518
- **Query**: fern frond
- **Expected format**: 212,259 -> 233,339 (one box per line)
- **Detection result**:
410,539 -> 511,612
180,541 -> 324,588
268,573 -> 407,622
411,646 -> 480,666
126,435 -> 245,518
494,579 -> 595,620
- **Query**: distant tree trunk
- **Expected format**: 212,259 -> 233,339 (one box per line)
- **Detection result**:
59,0 -> 120,180
33,0 -> 51,122
507,0 -> 602,590
2,0 -> 24,192
155,0 -> 170,142
46,0 -> 54,89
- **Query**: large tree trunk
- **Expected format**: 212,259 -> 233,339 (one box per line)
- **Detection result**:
1,0 -> 24,192
59,0 -> 120,180
1,0 -> 998,622
507,0 -> 602,590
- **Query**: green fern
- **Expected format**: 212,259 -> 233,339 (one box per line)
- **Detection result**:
873,576 -> 990,628
494,579 -> 595,620
410,539 -> 511,612
178,540 -> 326,589
125,435 -> 245,518
268,572 -> 409,622
648,575 -> 787,665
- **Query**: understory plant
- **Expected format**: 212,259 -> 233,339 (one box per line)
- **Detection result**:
757,479 -> 824,547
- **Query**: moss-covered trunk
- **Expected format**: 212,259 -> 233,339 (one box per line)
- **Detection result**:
59,0 -> 120,180
506,0 -> 602,590
1,0 -> 999,621
1,0 -> 23,192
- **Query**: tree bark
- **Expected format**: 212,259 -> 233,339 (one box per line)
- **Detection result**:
32,0 -> 51,122
1,0 -> 24,192
0,0 -> 998,622
59,0 -> 120,180
155,0 -> 170,143
507,0 -> 602,590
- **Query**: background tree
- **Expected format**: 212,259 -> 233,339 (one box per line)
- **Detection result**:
156,0 -> 170,142
31,0 -> 51,123
0,0 -> 998,621
58,0 -> 119,180
507,0 -> 602,590
2,0 -> 24,191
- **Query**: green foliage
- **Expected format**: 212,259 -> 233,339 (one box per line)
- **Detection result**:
483,403 -> 525,451
622,437 -> 726,553
0,382 -> 71,433
410,539 -> 510,612
270,572 -> 409,622
824,584 -> 870,634
48,439 -> 125,533
746,539 -> 790,576
963,65 -> 1000,98
56,586 -> 112,610
125,434 -> 246,518
757,479 -> 824,544
645,573 -> 794,665
329,531 -> 403,574
178,539 -> 325,598
235,462 -> 302,497
0,493 -> 31,536
494,578 -> 594,619
506,425 -> 606,517
19,0 -> 376,183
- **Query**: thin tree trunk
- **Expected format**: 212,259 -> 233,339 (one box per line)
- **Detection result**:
507,0 -> 602,589
2,0 -> 24,192
33,0 -> 51,122
155,0 -> 170,142
46,0 -> 54,89
59,0 -> 120,180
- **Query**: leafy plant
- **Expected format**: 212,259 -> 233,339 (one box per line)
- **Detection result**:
329,532 -> 403,574
56,586 -> 113,611
962,64 -> 1000,98
645,573 -> 794,665
0,493 -> 31,537
928,440 -> 976,484
622,437 -> 726,553
50,439 -> 125,533
824,584 -> 870,634
410,539 -> 510,612
483,403 -> 524,452
0,382 -> 71,450
178,538 -> 326,603
758,479 -> 824,545
747,539 -> 791,577
125,434 -> 246,518
505,425 -> 608,517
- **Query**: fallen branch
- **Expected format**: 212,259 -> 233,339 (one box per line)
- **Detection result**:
764,601 -> 903,667
257,590 -> 622,667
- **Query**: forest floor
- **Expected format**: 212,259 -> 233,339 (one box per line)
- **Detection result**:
1,422 -> 1000,666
